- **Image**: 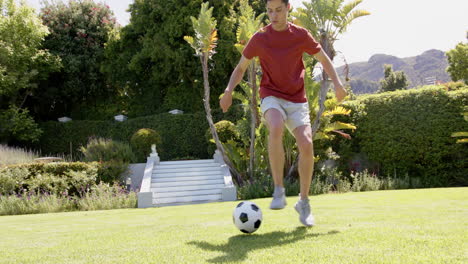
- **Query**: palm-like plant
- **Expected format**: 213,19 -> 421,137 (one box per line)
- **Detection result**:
293,0 -> 370,134
184,2 -> 242,185
283,0 -> 368,177
232,0 -> 265,182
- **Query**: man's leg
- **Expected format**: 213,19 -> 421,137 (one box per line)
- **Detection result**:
293,125 -> 315,226
264,108 -> 287,209
293,125 -> 314,200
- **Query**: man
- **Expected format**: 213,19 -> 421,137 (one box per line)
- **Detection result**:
220,0 -> 347,227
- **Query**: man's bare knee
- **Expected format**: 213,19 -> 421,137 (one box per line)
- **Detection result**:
294,126 -> 314,156
265,109 -> 284,138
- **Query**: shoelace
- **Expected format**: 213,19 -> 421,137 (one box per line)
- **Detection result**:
300,201 -> 310,213
273,190 -> 284,198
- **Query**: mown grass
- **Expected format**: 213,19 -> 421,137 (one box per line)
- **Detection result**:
0,188 -> 466,264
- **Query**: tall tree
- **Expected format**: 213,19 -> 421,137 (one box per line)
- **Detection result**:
0,0 -> 59,143
446,42 -> 468,83
293,0 -> 370,133
103,0 -> 242,117
289,0 -> 369,177
32,0 -> 118,120
185,2 -> 242,185
0,0 -> 60,109
379,64 -> 409,92
231,0 -> 265,182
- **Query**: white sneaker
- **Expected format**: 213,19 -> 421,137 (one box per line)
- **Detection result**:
294,198 -> 315,227
269,187 -> 286,210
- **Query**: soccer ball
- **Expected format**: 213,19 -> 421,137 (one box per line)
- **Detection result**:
232,201 -> 262,233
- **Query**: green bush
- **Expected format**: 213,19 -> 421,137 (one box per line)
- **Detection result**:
80,137 -> 136,163
0,106 -> 43,143
0,162 -> 99,196
205,120 -> 239,155
205,120 -> 239,143
349,170 -> 381,192
130,128 -> 162,162
80,138 -> 135,183
442,81 -> 467,91
337,86 -> 468,186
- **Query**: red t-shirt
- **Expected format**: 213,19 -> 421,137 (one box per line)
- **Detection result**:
243,22 -> 321,103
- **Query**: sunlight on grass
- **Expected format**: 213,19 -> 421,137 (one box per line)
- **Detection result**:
0,188 -> 466,263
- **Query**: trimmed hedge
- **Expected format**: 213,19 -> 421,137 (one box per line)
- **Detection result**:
35,107 -> 244,162
336,86 -> 468,186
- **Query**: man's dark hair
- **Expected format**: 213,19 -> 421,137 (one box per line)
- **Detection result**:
265,0 -> 289,5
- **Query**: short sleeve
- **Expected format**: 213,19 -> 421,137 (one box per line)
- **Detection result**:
242,34 -> 259,59
303,31 -> 322,55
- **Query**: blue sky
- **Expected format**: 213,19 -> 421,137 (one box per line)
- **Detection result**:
25,0 -> 467,66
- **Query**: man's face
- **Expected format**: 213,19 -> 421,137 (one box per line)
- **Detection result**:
266,0 -> 290,31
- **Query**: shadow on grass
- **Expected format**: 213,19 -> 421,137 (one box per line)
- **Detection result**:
187,228 -> 340,263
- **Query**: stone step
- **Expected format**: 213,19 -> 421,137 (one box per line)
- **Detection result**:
150,178 -> 224,188
156,163 -> 220,170
153,193 -> 222,204
151,183 -> 225,193
152,174 -> 221,183
159,159 -> 216,166
154,166 -> 221,173
153,188 -> 222,199
152,170 -> 220,178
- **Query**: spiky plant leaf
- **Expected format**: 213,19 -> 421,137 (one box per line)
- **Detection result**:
185,2 -> 217,57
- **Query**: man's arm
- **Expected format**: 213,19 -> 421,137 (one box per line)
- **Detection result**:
220,55 -> 252,112
314,50 -> 347,102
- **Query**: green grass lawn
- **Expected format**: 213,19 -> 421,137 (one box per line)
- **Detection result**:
0,188 -> 466,264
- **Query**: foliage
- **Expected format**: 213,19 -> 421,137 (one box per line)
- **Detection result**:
184,2 -> 217,57
0,0 -> 61,109
451,112 -> 468,144
0,105 -> 43,143
446,42 -> 468,83
442,81 -> 467,91
80,137 -> 135,183
80,137 -> 135,163
76,182 -> 137,211
337,86 -> 468,186
288,0 -> 368,179
31,0 -> 117,120
349,79 -> 379,94
0,162 -> 99,197
234,0 -> 265,53
0,182 -> 136,216
379,64 -> 409,92
292,0 -> 370,59
0,144 -> 39,166
130,128 -> 162,162
206,120 -> 239,155
0,191 -> 76,216
36,111 -> 217,161
102,0 -> 243,116
185,2 -> 243,185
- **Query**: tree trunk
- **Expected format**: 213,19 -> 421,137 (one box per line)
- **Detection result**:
247,62 -> 259,183
200,55 -> 243,186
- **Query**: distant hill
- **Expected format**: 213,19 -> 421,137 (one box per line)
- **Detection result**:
336,49 -> 451,94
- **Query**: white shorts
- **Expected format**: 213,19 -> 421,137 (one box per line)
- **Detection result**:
260,96 -> 311,133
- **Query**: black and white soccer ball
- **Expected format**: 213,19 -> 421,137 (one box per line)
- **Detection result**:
232,201 -> 262,233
